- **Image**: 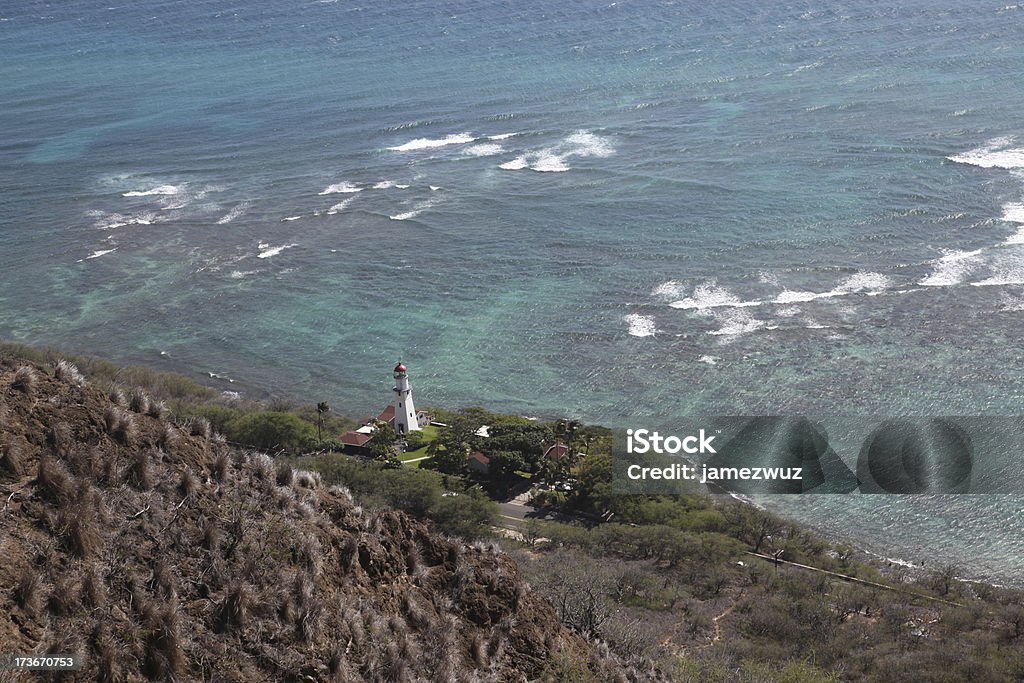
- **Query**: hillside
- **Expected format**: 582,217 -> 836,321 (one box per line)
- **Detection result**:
0,358 -> 627,682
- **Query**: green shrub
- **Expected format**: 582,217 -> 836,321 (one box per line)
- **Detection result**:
225,412 -> 315,452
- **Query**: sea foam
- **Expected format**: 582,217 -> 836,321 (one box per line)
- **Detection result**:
624,313 -> 657,337
257,244 -> 296,259
388,133 -> 475,152
948,137 -> 1024,170
919,249 -> 986,286
216,203 -> 249,224
463,143 -> 504,156
499,156 -> 529,170
390,199 -> 439,221
326,198 -> 354,214
773,272 -> 890,303
79,248 -> 117,261
318,181 -> 362,195
669,283 -> 761,310
122,184 -> 180,197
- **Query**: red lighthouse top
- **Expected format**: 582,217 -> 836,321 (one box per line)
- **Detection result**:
394,362 -> 407,373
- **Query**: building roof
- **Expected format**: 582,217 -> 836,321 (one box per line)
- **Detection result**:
376,405 -> 396,423
544,443 -> 570,459
468,451 -> 490,465
341,431 -> 373,447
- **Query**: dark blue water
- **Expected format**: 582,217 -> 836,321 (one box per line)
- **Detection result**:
3,0 -> 1024,580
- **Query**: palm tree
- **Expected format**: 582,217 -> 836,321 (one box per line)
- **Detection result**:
316,402 -> 330,444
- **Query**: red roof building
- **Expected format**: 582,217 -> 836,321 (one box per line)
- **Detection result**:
467,450 -> 490,474
544,443 -> 570,460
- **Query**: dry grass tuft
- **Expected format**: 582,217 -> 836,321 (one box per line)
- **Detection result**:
107,387 -> 127,407
128,388 -> 151,414
202,520 -> 221,553
54,359 -> 85,385
49,421 -> 75,459
294,469 -> 322,490
143,603 -> 184,680
49,574 -> 82,616
81,567 -> 107,610
189,416 -> 211,440
14,567 -> 42,615
12,365 -> 38,395
0,436 -> 25,477
115,411 -> 136,444
37,453 -> 74,503
178,468 -> 200,499
216,582 -> 251,632
153,560 -> 177,600
212,452 -> 230,483
250,452 -> 274,482
276,463 -> 294,487
90,624 -> 121,683
127,451 -> 155,490
147,399 -> 167,420
57,501 -> 102,558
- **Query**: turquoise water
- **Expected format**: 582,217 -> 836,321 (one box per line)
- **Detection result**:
3,0 -> 1024,580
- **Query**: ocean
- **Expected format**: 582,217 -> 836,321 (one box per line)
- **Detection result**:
2,0 -> 1024,581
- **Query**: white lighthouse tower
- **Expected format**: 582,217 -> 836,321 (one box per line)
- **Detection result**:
392,361 -> 420,434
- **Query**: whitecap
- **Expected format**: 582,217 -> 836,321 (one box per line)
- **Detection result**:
564,130 -> 615,157
388,133 -> 475,152
919,249 -> 985,286
230,270 -> 258,279
464,143 -> 504,156
122,184 -> 179,197
79,248 -> 117,262
652,280 -> 686,299
531,151 -> 571,172
488,132 -> 518,140
624,314 -> 656,337
669,283 -> 761,310
429,185 -> 441,191
773,272 -> 889,303
318,181 -> 362,195
390,199 -> 439,221
216,203 -> 249,224
948,137 -> 1024,170
1002,202 -> 1024,224
707,309 -> 765,337
282,215 -> 302,222
697,355 -> 719,365
373,180 -> 398,189
257,244 -> 296,259
499,156 -> 529,170
326,198 -> 354,214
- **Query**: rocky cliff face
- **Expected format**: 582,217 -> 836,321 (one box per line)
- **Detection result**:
0,360 -> 621,682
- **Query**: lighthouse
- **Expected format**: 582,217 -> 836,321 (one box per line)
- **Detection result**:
392,361 -> 421,434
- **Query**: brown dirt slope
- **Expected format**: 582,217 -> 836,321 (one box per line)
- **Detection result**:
0,359 -> 622,682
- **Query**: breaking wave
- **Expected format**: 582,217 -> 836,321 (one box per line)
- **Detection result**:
388,133 -> 475,152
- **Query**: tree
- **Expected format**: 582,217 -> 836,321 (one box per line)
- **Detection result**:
430,489 -> 498,539
488,450 -> 527,479
316,402 -> 330,444
367,420 -> 398,461
224,412 -> 315,452
426,417 -> 475,474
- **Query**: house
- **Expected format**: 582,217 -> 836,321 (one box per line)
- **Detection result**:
467,451 -> 490,474
339,429 -> 373,456
543,443 -> 570,460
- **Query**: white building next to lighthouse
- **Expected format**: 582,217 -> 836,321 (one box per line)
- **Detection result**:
391,361 -> 421,434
